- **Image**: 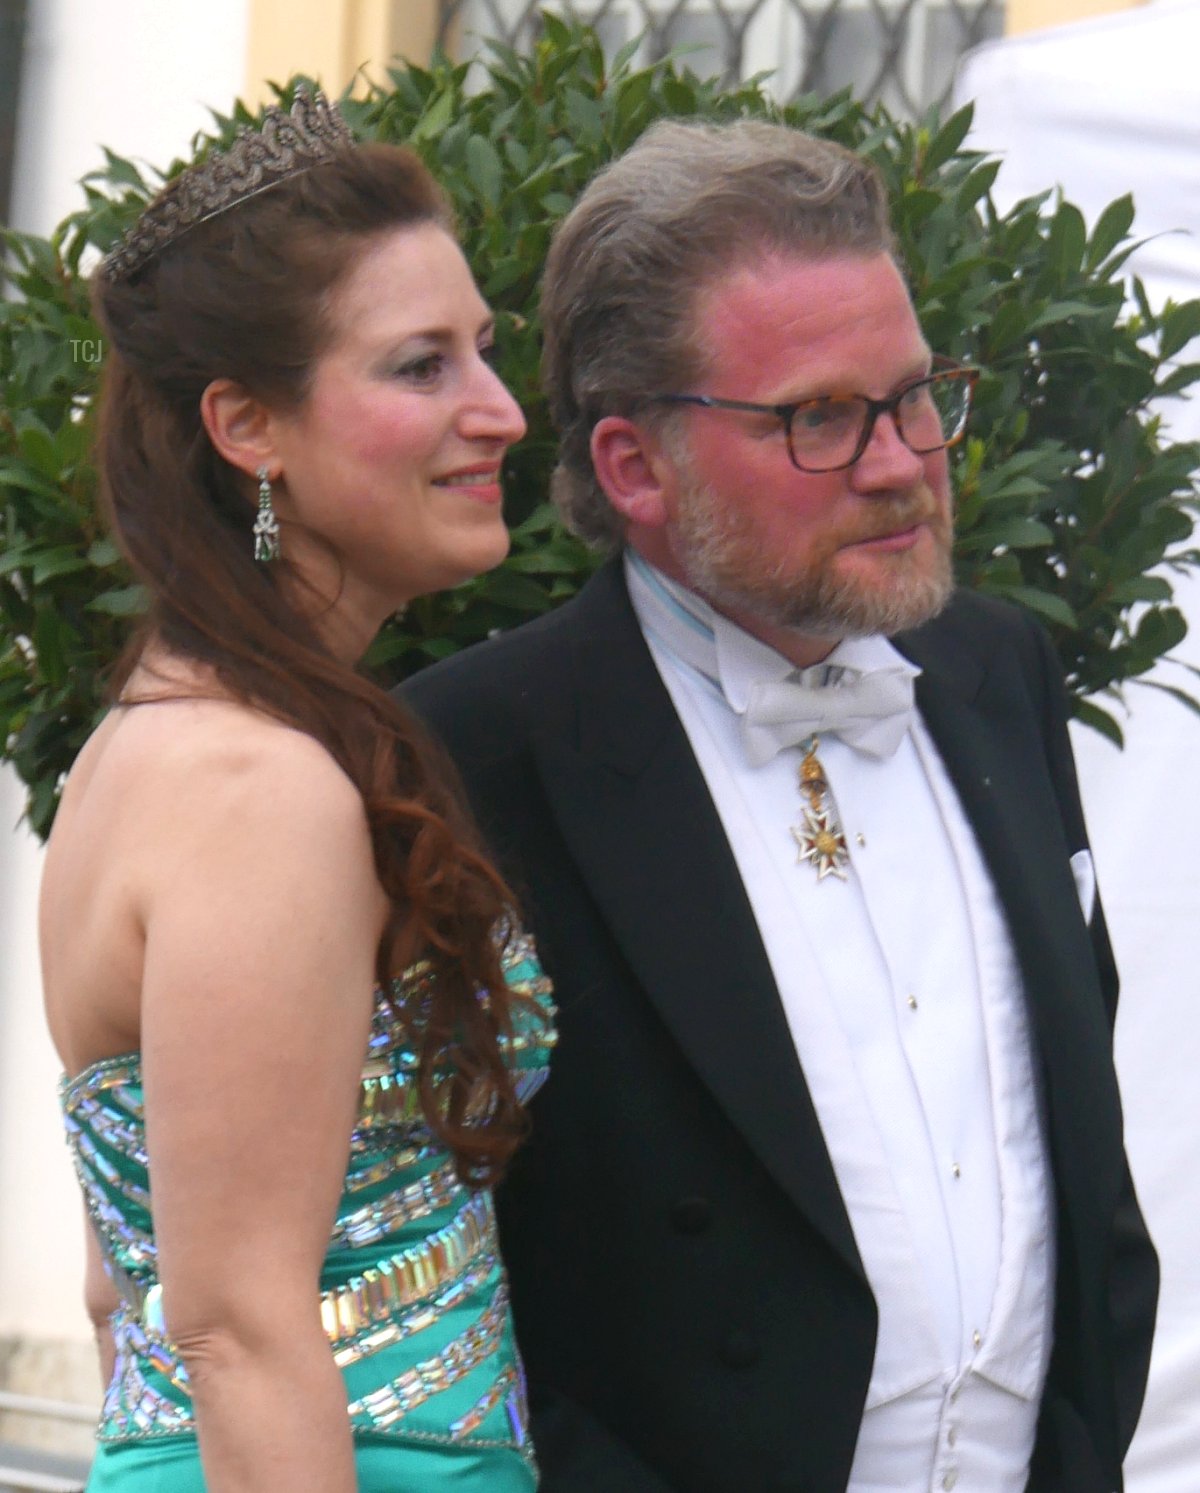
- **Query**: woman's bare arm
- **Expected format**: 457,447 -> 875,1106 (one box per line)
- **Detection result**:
135,708 -> 388,1493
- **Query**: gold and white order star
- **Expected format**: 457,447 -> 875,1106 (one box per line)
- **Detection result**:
792,806 -> 850,881
790,735 -> 851,882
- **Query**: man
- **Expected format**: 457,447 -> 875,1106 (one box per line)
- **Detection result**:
406,120 -> 1157,1493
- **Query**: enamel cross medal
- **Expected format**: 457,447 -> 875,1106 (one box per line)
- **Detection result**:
791,734 -> 850,881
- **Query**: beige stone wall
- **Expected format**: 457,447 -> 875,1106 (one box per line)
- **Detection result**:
245,0 -> 1154,73
1007,0 -> 1146,35
246,0 -> 439,100
389,0 -> 440,67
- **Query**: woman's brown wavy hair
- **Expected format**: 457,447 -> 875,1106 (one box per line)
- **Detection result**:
92,139 -> 527,1184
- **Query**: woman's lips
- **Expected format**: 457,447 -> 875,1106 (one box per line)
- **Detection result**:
431,466 -> 505,503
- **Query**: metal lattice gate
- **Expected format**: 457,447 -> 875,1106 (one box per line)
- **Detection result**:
436,0 -> 1004,117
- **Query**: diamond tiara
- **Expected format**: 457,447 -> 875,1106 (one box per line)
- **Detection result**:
101,89 -> 356,284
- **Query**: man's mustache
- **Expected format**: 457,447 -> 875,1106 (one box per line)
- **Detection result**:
849,485 -> 947,543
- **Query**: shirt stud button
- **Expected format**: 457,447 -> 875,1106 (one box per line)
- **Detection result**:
907,994 -> 918,1010
951,1162 -> 961,1178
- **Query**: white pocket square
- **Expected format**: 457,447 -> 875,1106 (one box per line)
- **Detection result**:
1069,849 -> 1096,924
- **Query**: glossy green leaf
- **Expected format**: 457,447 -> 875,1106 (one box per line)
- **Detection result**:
1160,300 -> 1200,360
1085,194 -> 1135,270
997,586 -> 1079,629
465,134 -> 503,207
409,88 -> 455,142
86,585 -> 149,616
920,104 -> 973,176
1072,696 -> 1124,746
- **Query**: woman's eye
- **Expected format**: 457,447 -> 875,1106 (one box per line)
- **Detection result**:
479,342 -> 500,368
395,353 -> 444,384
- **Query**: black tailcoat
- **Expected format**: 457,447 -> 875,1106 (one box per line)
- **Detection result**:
404,560 -> 1157,1493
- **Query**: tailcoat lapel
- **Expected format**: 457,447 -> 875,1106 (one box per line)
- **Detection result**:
530,564 -> 865,1281
525,571 -> 1117,1286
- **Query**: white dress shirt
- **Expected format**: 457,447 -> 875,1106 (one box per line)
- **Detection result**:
625,553 -> 1055,1492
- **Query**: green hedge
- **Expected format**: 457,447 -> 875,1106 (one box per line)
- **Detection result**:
3,15 -> 1199,837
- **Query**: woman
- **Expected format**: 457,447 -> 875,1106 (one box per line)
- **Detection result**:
39,92 -> 554,1492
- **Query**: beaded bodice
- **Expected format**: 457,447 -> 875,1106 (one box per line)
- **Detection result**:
61,929 -> 555,1462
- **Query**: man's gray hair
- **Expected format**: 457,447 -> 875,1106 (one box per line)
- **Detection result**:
540,118 -> 895,550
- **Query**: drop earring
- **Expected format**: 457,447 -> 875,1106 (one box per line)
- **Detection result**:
253,465 -> 280,563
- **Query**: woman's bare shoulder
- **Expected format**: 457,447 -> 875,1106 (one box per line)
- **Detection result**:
49,685 -> 374,930
97,692 -> 360,822
42,681 -> 385,1075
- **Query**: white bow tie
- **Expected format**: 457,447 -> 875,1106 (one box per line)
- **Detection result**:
739,666 -> 916,766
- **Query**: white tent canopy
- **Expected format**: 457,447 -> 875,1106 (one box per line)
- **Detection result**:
956,5 -> 1200,1485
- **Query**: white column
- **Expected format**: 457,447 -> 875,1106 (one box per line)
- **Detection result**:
11,0 -> 250,235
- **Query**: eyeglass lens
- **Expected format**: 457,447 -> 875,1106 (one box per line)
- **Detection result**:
788,373 -> 971,472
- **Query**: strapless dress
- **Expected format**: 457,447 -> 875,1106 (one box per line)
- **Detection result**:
61,927 -> 556,1492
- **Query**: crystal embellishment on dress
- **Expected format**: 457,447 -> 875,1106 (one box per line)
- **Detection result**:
332,1157 -> 464,1249
59,923 -> 554,1470
347,1283 -> 512,1433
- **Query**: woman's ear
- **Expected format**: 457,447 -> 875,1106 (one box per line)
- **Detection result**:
590,416 -> 673,529
199,379 -> 279,481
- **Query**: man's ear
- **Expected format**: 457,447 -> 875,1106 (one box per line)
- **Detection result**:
199,378 -> 279,482
590,415 -> 673,529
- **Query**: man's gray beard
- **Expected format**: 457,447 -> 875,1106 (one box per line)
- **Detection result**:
673,478 -> 956,640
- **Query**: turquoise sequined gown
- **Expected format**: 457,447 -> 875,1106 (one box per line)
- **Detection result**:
61,930 -> 556,1492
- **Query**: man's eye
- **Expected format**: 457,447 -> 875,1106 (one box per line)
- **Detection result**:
794,399 -> 858,432
899,380 -> 933,409
793,404 -> 834,432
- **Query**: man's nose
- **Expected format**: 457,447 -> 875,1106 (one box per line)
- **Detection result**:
848,409 -> 926,493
